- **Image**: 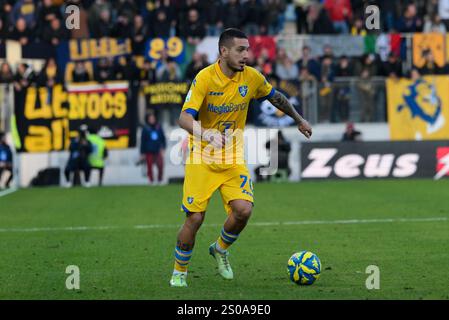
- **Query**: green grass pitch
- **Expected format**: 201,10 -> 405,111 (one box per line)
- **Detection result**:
1,179 -> 449,300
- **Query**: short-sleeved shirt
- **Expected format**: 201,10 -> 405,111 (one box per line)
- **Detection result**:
182,60 -> 275,165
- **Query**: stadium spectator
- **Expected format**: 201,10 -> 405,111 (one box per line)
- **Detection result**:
254,54 -> 273,77
87,126 -> 108,187
297,45 -> 320,81
140,112 -> 166,185
254,130 -> 291,182
156,56 -> 182,82
264,0 -> 287,35
357,69 -> 376,122
378,0 -> 397,31
114,56 -> 138,82
151,8 -> 174,38
222,0 -> 244,30
131,15 -> 148,55
94,58 -> 115,83
10,0 -> 37,29
42,18 -> 69,46
438,0 -> 449,30
139,59 -> 156,87
112,14 -> 133,39
308,2 -> 335,34
0,62 -> 13,83
419,49 -> 445,75
13,62 -> 36,91
114,0 -> 138,22
37,0 -> 63,37
396,3 -> 423,33
64,126 -> 93,187
90,9 -> 113,39
341,122 -> 361,141
88,0 -> 112,35
294,0 -> 311,34
351,16 -> 367,36
0,17 -> 7,44
185,52 -> 208,83
380,52 -> 403,78
241,0 -> 265,36
274,47 -> 299,81
0,131 -> 13,189
180,8 -> 206,45
423,13 -> 447,33
319,44 -> 335,64
318,55 -> 334,122
332,55 -> 352,122
323,0 -> 352,34
201,0 -> 223,36
37,57 -> 62,87
72,61 -> 91,83
10,17 -> 32,46
355,54 -> 378,77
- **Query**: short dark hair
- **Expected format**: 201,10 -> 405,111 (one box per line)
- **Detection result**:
218,28 -> 248,55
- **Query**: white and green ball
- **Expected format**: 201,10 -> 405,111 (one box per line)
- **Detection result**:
287,251 -> 321,285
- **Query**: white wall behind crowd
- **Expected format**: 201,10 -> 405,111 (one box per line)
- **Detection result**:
16,123 -> 389,187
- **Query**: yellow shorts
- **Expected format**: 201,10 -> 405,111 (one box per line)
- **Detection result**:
181,163 -> 254,215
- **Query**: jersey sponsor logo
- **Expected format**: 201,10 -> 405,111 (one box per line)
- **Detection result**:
435,147 -> 449,180
301,148 -> 419,179
208,91 -> 224,96
238,85 -> 248,97
207,103 -> 247,114
185,90 -> 192,102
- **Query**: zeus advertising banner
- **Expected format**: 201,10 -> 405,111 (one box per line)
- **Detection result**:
13,81 -> 137,153
386,76 -> 449,140
251,79 -> 302,127
300,141 -> 449,180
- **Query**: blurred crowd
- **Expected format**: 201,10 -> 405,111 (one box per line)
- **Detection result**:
0,0 -> 447,124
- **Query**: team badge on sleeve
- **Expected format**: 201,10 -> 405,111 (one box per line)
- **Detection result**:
187,197 -> 194,204
238,85 -> 248,97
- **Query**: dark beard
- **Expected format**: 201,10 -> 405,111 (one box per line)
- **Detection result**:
227,61 -> 244,73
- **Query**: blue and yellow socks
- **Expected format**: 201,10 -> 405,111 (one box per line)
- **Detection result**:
173,246 -> 192,275
215,227 -> 239,253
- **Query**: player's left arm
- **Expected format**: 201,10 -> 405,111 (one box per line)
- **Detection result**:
268,90 -> 312,139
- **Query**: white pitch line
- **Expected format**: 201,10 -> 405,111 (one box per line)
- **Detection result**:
0,217 -> 447,233
0,187 -> 18,198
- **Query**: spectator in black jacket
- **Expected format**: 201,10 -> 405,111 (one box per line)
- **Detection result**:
37,0 -> 62,39
90,9 -> 113,39
10,17 -> 32,46
222,0 -> 243,29
37,57 -> 62,88
200,0 -> 223,36
95,58 -> 115,83
72,61 -> 91,83
0,131 -> 13,189
13,62 -> 35,91
381,52 -> 403,78
180,8 -> 206,46
42,18 -> 69,46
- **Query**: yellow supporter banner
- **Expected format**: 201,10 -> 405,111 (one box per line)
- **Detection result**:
413,33 -> 445,68
387,76 -> 449,140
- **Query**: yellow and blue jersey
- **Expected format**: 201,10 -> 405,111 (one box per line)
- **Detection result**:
182,60 -> 274,165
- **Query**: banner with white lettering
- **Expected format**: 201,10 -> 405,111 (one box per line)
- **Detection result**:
300,141 -> 449,180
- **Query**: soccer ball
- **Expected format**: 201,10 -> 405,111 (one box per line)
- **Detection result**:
287,251 -> 321,285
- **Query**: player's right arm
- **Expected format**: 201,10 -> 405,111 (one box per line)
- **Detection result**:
179,74 -> 225,147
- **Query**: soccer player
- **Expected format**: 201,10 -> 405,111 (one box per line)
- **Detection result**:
169,28 -> 312,287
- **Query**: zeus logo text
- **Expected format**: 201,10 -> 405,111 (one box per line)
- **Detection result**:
302,148 -> 419,179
